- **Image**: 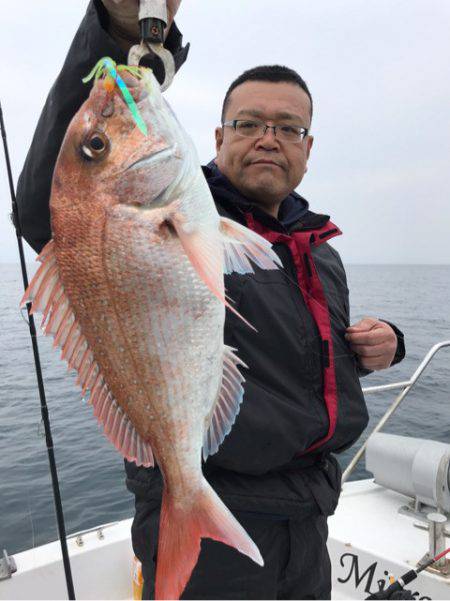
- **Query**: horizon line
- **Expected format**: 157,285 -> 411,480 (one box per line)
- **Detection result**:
1,261 -> 450,267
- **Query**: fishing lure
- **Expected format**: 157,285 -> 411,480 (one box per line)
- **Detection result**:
83,57 -> 149,135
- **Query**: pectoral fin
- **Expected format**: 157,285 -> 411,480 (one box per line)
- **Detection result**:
171,214 -> 256,330
219,216 -> 282,274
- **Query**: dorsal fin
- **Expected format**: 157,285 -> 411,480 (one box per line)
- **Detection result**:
21,241 -> 154,467
202,345 -> 247,460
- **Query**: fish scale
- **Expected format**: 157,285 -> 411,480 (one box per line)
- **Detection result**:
100,213 -> 222,459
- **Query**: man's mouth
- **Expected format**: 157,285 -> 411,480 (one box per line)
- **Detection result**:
250,159 -> 283,168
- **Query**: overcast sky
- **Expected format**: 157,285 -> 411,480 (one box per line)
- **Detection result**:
0,0 -> 449,264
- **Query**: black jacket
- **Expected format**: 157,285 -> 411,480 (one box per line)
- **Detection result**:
15,1 -> 404,519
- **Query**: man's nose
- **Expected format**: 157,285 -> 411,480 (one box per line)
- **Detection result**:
254,127 -> 280,150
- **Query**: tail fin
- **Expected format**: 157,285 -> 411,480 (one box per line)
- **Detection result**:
155,482 -> 264,600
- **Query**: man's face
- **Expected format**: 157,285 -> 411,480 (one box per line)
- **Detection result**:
215,81 -> 314,217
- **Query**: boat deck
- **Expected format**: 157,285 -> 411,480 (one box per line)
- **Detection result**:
329,479 -> 450,599
2,479 -> 450,599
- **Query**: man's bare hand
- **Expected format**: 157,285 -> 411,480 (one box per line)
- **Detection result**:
102,0 -> 182,50
345,318 -> 397,371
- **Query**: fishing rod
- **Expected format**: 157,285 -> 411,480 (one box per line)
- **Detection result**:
0,100 -> 76,600
366,547 -> 450,600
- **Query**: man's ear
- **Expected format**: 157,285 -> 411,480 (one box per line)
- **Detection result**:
304,135 -> 314,173
306,135 -> 314,160
215,126 -> 224,155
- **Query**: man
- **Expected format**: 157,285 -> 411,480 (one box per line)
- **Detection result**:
16,2 -> 405,598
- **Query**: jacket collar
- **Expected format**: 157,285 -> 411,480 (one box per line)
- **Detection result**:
202,161 -> 332,233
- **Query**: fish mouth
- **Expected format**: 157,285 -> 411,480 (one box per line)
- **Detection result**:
127,144 -> 177,171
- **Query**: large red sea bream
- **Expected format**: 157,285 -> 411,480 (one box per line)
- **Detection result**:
21,58 -> 281,599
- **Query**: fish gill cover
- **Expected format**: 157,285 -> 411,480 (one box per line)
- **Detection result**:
82,57 -> 150,136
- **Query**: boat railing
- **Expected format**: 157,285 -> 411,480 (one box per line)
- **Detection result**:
342,340 -> 450,484
66,521 -> 120,547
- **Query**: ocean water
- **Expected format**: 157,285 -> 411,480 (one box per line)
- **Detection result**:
1,262 -> 449,556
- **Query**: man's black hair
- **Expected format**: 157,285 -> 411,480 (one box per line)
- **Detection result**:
221,65 -> 313,124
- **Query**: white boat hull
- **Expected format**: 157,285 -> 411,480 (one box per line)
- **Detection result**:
0,519 -> 134,600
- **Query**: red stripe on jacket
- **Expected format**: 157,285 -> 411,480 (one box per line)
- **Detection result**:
245,212 -> 342,454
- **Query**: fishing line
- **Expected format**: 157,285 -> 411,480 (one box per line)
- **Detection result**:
257,258 -> 364,362
0,100 -> 76,600
25,484 -> 37,552
20,305 -> 30,325
272,250 -> 396,364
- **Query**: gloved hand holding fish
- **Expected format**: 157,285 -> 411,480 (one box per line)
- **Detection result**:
20,57 -> 281,600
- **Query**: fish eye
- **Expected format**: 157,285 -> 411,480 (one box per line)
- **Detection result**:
81,131 -> 110,161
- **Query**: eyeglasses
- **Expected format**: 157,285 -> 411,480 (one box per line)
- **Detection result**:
222,119 -> 309,143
